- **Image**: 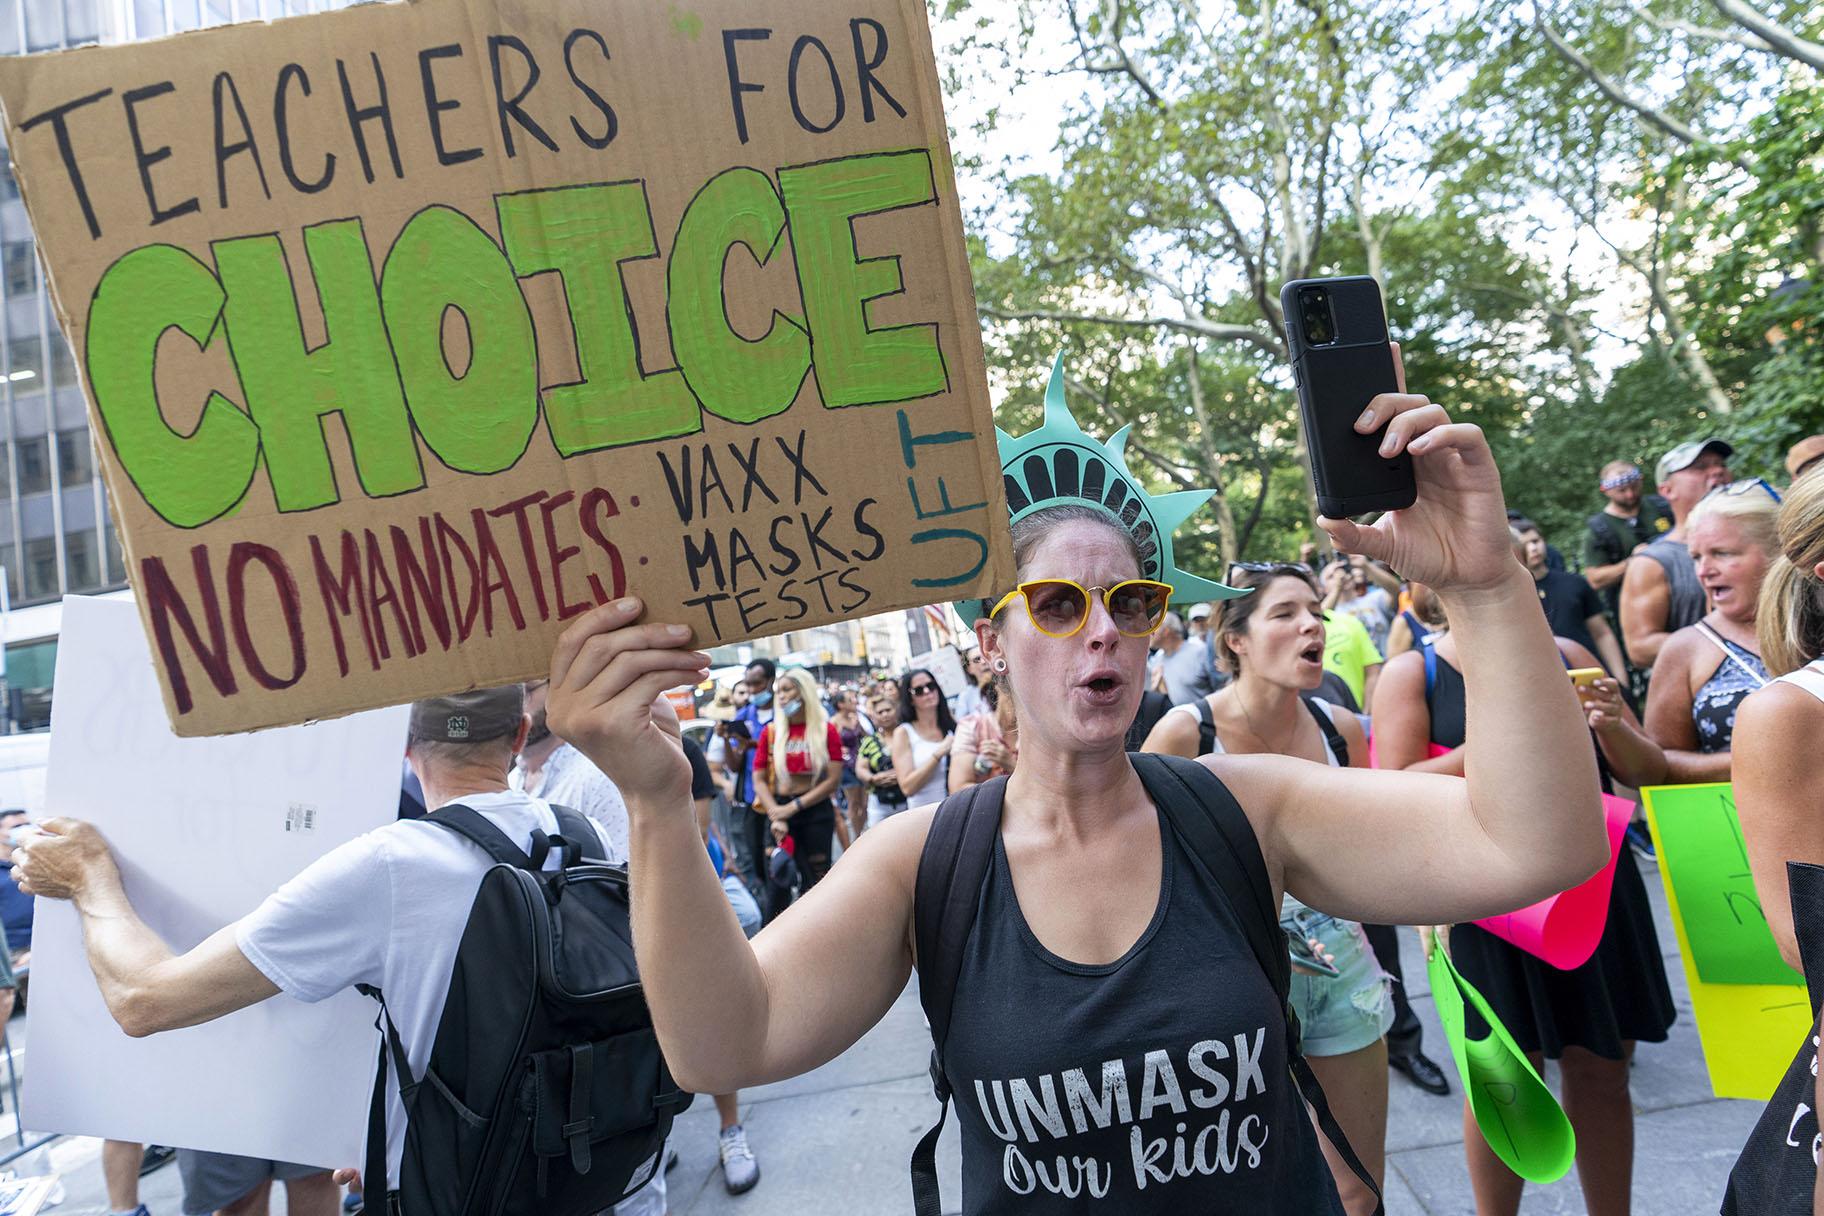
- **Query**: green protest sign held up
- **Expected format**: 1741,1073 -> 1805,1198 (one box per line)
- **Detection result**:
1429,943 -> 1576,1183
1644,783 -> 1803,987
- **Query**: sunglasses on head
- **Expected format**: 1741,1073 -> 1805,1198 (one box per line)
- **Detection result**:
1226,560 -> 1314,583
988,578 -> 1175,638
1705,478 -> 1782,504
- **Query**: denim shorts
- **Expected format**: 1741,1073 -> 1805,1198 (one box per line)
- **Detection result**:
1283,898 -> 1394,1057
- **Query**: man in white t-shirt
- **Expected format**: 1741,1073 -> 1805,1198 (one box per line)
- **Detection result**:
8,686 -> 665,1216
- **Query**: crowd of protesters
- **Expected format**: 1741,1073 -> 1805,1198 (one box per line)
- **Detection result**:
8,421 -> 1824,1216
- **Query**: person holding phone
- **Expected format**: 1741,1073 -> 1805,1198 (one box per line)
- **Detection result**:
542,348 -> 1619,1214
1143,563 -> 1392,1215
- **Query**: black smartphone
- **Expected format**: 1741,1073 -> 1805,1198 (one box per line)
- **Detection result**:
1279,276 -> 1417,518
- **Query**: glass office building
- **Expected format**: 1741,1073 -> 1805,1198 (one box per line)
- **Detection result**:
0,0 -> 346,728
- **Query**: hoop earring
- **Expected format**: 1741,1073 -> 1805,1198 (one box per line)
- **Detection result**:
992,659 -> 1007,673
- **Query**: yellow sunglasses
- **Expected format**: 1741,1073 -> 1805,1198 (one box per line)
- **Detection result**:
988,578 -> 1176,639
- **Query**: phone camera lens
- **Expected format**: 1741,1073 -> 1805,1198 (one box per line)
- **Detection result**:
1299,286 -> 1336,346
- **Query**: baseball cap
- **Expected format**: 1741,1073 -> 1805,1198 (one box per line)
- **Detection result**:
1655,438 -> 1734,486
409,685 -> 525,743
1187,602 -> 1213,621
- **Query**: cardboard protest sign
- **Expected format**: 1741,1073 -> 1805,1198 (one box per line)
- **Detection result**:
1644,784 -> 1812,1101
26,596 -> 404,1162
0,0 -> 1010,735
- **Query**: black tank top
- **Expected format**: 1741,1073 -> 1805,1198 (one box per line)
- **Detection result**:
1424,652 -> 1468,748
942,807 -> 1346,1213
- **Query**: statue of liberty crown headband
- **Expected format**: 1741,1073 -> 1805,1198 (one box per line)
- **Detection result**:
955,354 -> 1248,628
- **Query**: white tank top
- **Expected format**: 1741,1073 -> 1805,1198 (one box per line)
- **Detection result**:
1776,657 -> 1824,703
899,725 -> 951,808
1165,696 -> 1345,767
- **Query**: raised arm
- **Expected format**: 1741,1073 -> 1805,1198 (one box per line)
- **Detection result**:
1732,684 -> 1824,971
1230,396 -> 1606,926
548,600 -> 922,1095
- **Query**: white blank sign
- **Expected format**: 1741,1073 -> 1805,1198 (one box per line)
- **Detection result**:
24,596 -> 406,1166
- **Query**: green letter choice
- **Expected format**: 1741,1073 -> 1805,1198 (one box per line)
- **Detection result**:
382,205 -> 540,473
667,167 -> 811,423
499,183 -> 699,454
85,244 -> 259,528
778,149 -> 948,408
216,220 -> 424,511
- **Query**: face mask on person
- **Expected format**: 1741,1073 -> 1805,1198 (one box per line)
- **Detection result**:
781,697 -> 805,720
751,690 -> 773,708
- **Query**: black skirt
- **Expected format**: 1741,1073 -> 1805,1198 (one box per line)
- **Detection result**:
1451,855 -> 1676,1060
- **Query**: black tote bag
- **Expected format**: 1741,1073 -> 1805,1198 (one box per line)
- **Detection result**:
1720,861 -> 1824,1214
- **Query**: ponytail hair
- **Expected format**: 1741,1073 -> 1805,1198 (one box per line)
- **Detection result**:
1758,473 -> 1824,676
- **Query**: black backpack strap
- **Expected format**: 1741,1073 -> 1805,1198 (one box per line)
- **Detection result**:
1194,697 -> 1217,757
425,803 -> 539,870
356,984 -> 413,1213
1301,696 -> 1349,767
549,805 -> 606,865
1132,752 -> 1383,1215
909,777 -> 1006,1216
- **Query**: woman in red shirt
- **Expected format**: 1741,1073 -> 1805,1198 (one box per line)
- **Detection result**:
753,667 -> 845,916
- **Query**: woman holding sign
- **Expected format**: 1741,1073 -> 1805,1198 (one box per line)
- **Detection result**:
546,356 -> 1611,1215
1372,590 -> 1674,1216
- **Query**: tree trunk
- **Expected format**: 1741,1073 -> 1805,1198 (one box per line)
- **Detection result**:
1183,341 -> 1240,563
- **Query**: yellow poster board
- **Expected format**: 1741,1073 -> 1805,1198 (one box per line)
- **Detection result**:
1643,784 -> 1813,1101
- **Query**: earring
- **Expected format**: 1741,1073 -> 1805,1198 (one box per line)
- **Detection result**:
993,659 -> 1007,673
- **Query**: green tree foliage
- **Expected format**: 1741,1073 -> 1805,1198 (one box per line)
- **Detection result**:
942,0 -> 1811,570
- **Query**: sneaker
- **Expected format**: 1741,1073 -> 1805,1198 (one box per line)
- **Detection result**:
139,1145 -> 176,1176
1626,820 -> 1656,862
343,1192 -> 365,1214
718,1123 -> 760,1195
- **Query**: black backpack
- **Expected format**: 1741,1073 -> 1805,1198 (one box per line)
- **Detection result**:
361,804 -> 692,1215
910,753 -> 1380,1215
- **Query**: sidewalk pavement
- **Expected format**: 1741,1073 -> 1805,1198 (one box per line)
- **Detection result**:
23,857 -> 1767,1214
